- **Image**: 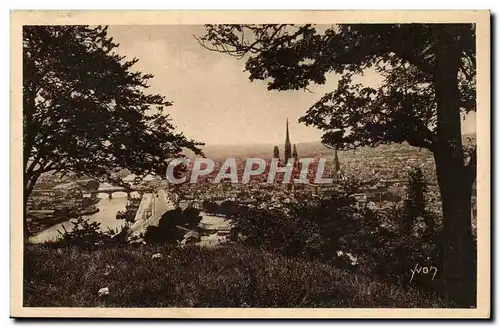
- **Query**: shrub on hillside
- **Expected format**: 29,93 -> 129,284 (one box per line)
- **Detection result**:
143,207 -> 202,244
56,217 -> 111,248
24,244 -> 449,307
55,217 -> 137,249
230,194 -> 363,262
230,191 -> 443,293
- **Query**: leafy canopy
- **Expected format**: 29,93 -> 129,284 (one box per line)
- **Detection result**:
198,24 -> 475,151
23,25 -> 202,194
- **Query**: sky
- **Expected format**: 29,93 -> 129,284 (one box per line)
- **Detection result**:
107,25 -> 477,146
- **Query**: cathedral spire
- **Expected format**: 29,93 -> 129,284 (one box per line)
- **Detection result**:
284,118 -> 292,164
285,118 -> 290,144
292,144 -> 298,159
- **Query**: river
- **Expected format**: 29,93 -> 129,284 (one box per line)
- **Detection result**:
29,192 -> 140,244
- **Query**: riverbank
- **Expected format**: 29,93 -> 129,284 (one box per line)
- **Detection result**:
29,196 -> 129,244
24,244 -> 448,308
27,207 -> 98,236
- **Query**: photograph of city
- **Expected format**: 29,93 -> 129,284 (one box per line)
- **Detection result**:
14,12 -> 489,317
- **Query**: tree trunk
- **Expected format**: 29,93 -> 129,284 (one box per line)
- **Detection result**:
23,175 -> 36,242
23,191 -> 30,242
434,154 -> 476,307
433,26 -> 476,307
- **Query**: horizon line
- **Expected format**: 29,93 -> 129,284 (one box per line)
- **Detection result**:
194,131 -> 476,148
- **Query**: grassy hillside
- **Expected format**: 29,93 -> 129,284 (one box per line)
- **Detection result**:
24,244 -> 449,308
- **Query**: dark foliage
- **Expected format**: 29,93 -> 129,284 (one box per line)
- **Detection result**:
55,217 -> 138,249
403,167 -> 435,233
79,180 -> 100,191
227,188 -> 445,297
143,208 -> 202,244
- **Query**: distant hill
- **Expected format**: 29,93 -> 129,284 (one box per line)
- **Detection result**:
184,132 -> 476,160
186,141 -> 402,161
196,142 -> 333,160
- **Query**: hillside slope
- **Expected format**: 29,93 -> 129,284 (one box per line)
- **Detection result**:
24,244 -> 448,308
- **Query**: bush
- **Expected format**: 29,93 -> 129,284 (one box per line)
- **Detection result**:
229,194 -> 364,265
229,191 -> 444,295
56,217 -> 111,248
143,207 -> 202,244
55,217 -> 138,249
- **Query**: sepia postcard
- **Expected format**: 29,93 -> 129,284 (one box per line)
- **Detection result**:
10,10 -> 490,319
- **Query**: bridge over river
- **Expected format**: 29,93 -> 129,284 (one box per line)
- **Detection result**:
93,185 -> 154,199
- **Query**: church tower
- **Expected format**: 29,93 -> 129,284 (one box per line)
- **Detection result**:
273,145 -> 280,159
284,119 -> 292,164
333,148 -> 345,181
292,144 -> 298,159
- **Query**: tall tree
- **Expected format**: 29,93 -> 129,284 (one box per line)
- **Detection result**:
198,24 -> 477,306
23,26 -> 203,238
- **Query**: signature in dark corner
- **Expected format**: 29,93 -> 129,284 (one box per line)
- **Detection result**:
410,263 -> 438,284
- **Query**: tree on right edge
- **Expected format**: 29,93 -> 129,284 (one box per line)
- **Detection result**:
198,23 -> 477,307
